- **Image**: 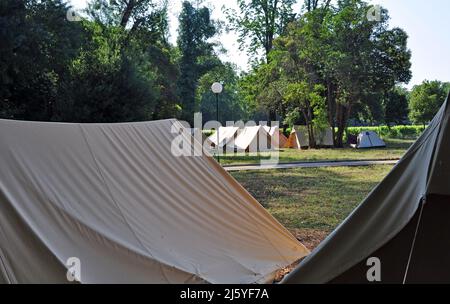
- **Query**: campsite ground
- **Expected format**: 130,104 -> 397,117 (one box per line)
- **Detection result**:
231,164 -> 394,251
220,138 -> 413,166
227,137 -> 415,250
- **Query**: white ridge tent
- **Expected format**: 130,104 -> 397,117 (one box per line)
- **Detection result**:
0,119 -> 308,284
283,93 -> 450,284
207,126 -> 239,149
352,131 -> 386,149
231,126 -> 273,152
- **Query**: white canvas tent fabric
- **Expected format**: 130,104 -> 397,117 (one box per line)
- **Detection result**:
353,131 -> 386,149
208,126 -> 239,148
283,94 -> 450,284
231,126 -> 273,152
0,119 -> 308,284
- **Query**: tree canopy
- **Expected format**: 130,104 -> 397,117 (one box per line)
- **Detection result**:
409,80 -> 450,125
0,0 -> 445,148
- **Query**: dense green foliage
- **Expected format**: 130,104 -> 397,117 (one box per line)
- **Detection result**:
0,0 -> 240,123
224,0 -> 297,63
408,80 -> 450,125
177,1 -> 218,123
236,0 -> 412,147
0,0 -> 446,134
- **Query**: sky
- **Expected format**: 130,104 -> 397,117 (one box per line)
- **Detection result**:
70,0 -> 450,89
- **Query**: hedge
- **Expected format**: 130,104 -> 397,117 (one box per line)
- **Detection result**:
345,125 -> 426,139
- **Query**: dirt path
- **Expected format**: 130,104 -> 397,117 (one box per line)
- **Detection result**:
224,159 -> 398,171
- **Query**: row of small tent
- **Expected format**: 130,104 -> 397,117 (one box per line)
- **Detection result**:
205,125 -> 386,150
205,125 -> 286,152
0,93 -> 449,283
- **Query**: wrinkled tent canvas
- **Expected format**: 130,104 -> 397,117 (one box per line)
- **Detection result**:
208,126 -> 239,148
0,119 -> 308,284
231,126 -> 273,152
283,94 -> 450,284
352,131 -> 386,149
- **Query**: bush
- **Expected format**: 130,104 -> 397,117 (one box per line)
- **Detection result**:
345,125 -> 426,140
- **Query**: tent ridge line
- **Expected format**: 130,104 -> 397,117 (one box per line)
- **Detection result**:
425,94 -> 450,194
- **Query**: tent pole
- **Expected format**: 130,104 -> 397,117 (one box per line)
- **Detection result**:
402,198 -> 426,284
216,93 -> 220,163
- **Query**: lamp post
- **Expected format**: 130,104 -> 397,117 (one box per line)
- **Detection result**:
211,82 -> 223,163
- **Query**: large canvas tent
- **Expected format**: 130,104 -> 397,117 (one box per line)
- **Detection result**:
352,131 -> 386,149
231,126 -> 273,152
0,119 -> 308,284
283,94 -> 450,284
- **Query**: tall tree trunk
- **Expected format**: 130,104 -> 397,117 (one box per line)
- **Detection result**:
335,101 -> 353,148
121,0 -> 136,28
326,79 -> 336,146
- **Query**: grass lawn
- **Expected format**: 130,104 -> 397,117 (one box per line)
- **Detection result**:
231,165 -> 393,250
220,138 -> 414,166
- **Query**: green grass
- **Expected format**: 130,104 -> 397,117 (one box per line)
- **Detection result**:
231,165 -> 393,233
220,138 -> 414,166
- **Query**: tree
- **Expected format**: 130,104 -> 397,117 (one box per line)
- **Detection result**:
88,0 -> 158,29
0,0 -> 84,121
409,80 -> 450,125
383,86 -> 409,126
319,0 -> 411,146
87,0 -> 180,120
177,1 -> 217,124
197,63 -> 251,124
303,0 -> 332,12
238,0 -> 412,147
57,22 -> 156,123
224,0 -> 296,63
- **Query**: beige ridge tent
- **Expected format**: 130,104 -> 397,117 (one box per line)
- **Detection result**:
207,126 -> 239,149
283,93 -> 450,284
231,126 -> 273,152
286,126 -> 334,149
0,119 -> 308,284
286,126 -> 309,149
